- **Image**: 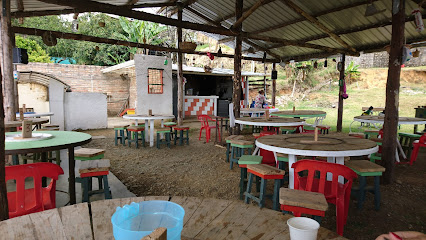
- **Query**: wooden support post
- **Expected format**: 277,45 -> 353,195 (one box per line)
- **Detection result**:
382,0 -> 405,184
177,4 -> 184,126
263,64 -> 267,98
1,0 -> 16,121
336,54 -> 345,132
272,63 -> 277,107
233,0 -> 243,134
0,63 -> 8,220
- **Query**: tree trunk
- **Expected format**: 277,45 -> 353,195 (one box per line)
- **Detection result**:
382,0 -> 405,184
336,54 -> 345,132
1,0 -> 16,121
0,64 -> 9,221
177,4 -> 184,126
232,0 -> 243,134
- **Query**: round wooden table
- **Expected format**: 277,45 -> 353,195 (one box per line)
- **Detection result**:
5,131 -> 92,204
256,134 -> 378,188
16,112 -> 54,118
272,110 -> 327,125
123,115 -> 175,147
0,196 -> 347,240
235,117 -> 305,127
5,118 -> 49,129
351,115 -> 426,162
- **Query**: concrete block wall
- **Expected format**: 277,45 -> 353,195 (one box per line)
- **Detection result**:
64,92 -> 108,130
17,63 -> 130,116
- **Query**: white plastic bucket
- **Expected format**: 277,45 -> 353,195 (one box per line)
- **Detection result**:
287,217 -> 320,240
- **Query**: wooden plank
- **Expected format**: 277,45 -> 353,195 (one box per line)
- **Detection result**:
58,203 -> 93,240
195,201 -> 261,239
75,148 -> 106,157
346,160 -> 385,173
0,214 -> 35,239
91,198 -> 128,240
170,196 -> 203,226
181,198 -> 232,238
279,188 -> 328,211
247,164 -> 285,176
141,227 -> 167,240
238,209 -> 292,239
28,208 -> 67,240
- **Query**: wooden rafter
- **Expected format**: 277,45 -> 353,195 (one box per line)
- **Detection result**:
252,0 -> 378,34
231,0 -> 275,29
214,0 -> 276,25
12,26 -> 279,62
243,39 -> 282,60
12,9 -> 76,18
125,0 -> 138,6
157,0 -> 177,14
218,36 -> 235,44
280,0 -> 357,53
185,7 -> 217,26
168,0 -> 198,16
133,2 -> 176,8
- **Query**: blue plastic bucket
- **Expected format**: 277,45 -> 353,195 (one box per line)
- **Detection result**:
111,201 -> 185,240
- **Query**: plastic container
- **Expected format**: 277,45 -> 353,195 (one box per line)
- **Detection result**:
287,217 -> 320,240
111,201 -> 185,240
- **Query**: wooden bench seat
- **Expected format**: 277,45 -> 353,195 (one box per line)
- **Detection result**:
279,188 -> 328,212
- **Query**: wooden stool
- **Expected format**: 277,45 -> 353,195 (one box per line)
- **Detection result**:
244,164 -> 286,210
349,132 -> 365,139
75,148 -> 105,160
398,132 -> 421,159
346,160 -> 385,210
156,128 -> 171,149
225,135 -> 243,163
280,188 -> 328,222
369,137 -> 383,163
173,126 -> 189,146
127,126 -> 145,148
364,129 -> 380,139
76,158 -> 111,203
317,125 -> 330,134
76,170 -> 112,203
164,122 -> 177,139
238,155 -> 263,200
114,125 -> 129,146
229,139 -> 253,170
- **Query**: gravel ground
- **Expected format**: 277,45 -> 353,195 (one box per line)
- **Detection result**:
83,128 -> 426,240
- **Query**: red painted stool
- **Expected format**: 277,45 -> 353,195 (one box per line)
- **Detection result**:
410,133 -> 426,165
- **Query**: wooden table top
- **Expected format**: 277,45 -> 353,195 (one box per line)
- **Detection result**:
271,110 -> 327,117
5,118 -> 49,128
235,117 -> 305,127
256,134 -> 378,157
0,196 -> 347,240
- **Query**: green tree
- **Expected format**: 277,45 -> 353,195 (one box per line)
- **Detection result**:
117,17 -> 167,54
15,35 -> 52,63
345,61 -> 360,83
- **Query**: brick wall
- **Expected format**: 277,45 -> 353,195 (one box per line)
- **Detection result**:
17,63 -> 130,116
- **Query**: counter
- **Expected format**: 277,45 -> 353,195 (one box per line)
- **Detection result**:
184,95 -> 219,117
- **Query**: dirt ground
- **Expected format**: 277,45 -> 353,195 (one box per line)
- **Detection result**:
83,128 -> 426,240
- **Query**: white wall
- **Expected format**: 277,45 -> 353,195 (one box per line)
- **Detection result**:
49,80 -> 65,130
64,92 -> 107,130
18,83 -> 49,113
134,55 -> 173,115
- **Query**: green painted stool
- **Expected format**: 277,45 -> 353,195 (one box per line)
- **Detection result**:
238,155 -> 262,200
369,138 -> 383,163
346,160 -> 385,210
225,135 -> 242,163
114,125 -> 129,146
317,125 -> 330,134
229,139 -> 253,170
173,126 -> 189,146
164,122 -> 177,139
156,128 -> 171,149
244,164 -> 286,211
74,148 -> 105,161
127,126 -> 145,148
364,129 -> 380,139
76,170 -> 112,203
398,132 -> 421,159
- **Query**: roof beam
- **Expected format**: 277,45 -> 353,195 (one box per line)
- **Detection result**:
132,2 -> 177,8
168,0 -> 198,16
218,36 -> 234,44
214,0 -> 276,25
12,26 -> 279,63
185,6 -> 219,26
231,0 -> 275,29
280,0 -> 357,53
252,0 -> 377,34
12,9 -> 77,18
34,0 -> 355,55
243,39 -> 282,60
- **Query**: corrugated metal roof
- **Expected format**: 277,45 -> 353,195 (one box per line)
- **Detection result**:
11,0 -> 426,62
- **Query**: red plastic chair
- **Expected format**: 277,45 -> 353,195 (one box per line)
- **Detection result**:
410,133 -> 426,165
292,160 -> 357,236
197,115 -> 219,143
6,162 -> 64,218
256,131 -> 277,167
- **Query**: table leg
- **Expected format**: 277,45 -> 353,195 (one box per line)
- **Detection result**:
220,118 -> 224,145
215,118 -> 219,144
336,157 -> 345,183
160,120 -> 164,139
150,120 -> 155,147
288,154 -> 297,189
145,120 -> 149,143
396,137 -> 406,161
68,147 -> 76,205
252,146 -> 259,156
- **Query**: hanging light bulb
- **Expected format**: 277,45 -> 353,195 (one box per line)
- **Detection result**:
217,47 -> 222,57
324,58 -> 328,67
